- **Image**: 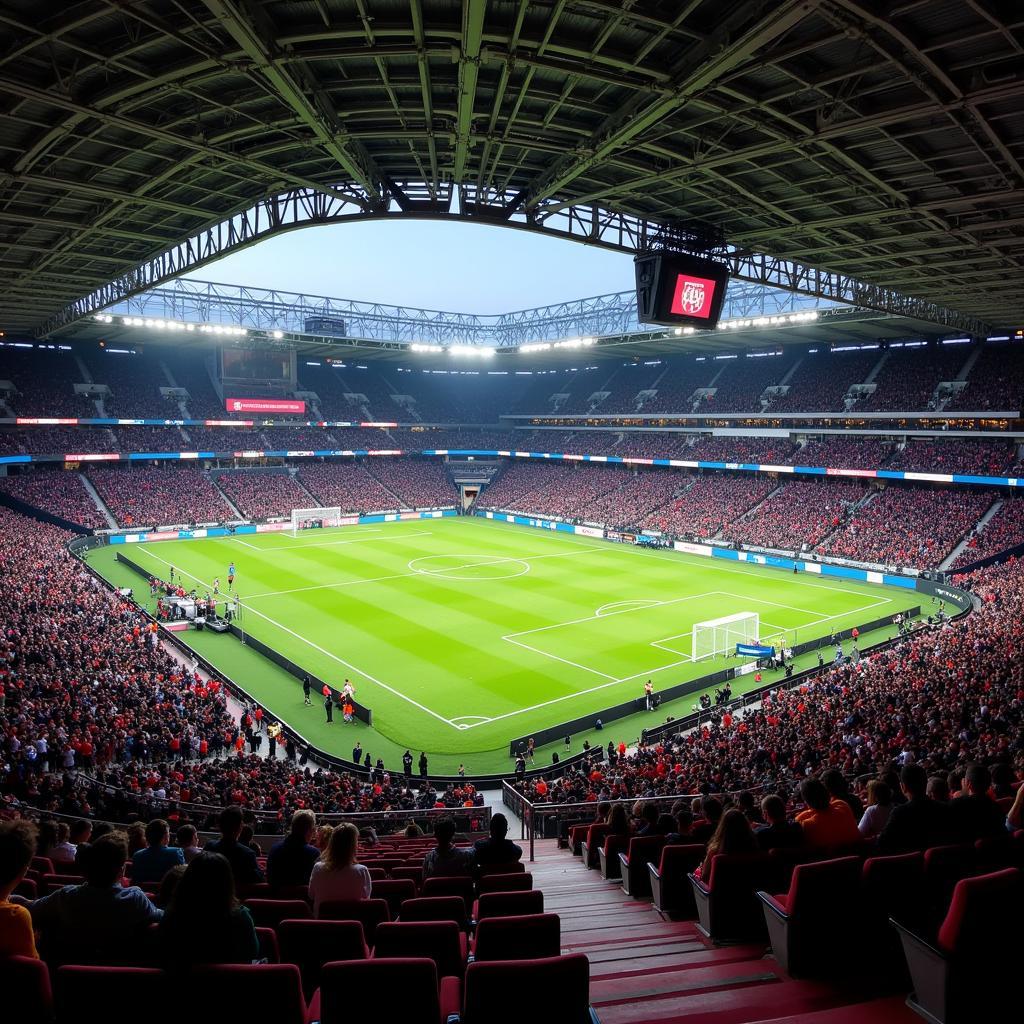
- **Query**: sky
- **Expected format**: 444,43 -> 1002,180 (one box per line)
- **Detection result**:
186,219 -> 636,313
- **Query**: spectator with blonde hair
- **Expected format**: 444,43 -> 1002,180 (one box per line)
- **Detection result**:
308,823 -> 371,915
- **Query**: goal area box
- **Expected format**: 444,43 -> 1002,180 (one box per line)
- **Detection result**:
290,507 -> 343,536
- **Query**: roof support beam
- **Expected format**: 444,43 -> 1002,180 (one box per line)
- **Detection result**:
525,0 -> 809,208
452,0 -> 486,184
199,0 -> 391,206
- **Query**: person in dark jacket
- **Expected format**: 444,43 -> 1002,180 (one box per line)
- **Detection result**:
877,764 -> 954,853
754,795 -> 803,851
949,764 -> 1007,842
266,810 -> 319,890
204,805 -> 264,888
473,813 -> 523,865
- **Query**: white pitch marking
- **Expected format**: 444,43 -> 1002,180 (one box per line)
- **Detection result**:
129,545 -> 461,730
254,529 -> 426,552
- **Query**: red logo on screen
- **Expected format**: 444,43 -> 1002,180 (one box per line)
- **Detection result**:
670,274 -> 717,319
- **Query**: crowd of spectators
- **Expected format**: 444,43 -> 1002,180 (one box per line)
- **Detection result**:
638,474 -> 773,539
367,459 -> 458,508
795,438 -> 896,470
17,427 -> 119,456
90,467 -> 231,527
213,471 -> 311,520
857,347 -> 968,412
701,353 -> 798,413
113,427 -> 189,452
688,436 -> 798,464
951,497 -> 1024,568
298,462 -> 400,514
514,555 -> 1024,809
582,471 -> 681,531
721,478 -> 867,551
479,462 -> 630,521
946,345 -> 1024,412
885,440 -> 1018,477
770,350 -> 880,412
0,470 -> 106,529
821,486 -> 994,568
0,348 -> 87,418
599,363 -> 666,413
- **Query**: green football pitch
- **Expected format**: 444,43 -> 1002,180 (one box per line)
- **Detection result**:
87,516 -> 921,774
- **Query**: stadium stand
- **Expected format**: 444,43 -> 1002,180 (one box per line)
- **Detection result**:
89,467 -> 232,527
0,470 -> 106,528
770,349 -> 882,412
639,474 -> 773,539
365,459 -> 459,508
213,472 -> 312,521
951,497 -> 1024,568
297,462 -> 401,514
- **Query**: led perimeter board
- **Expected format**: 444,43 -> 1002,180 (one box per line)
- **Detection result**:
634,251 -> 730,328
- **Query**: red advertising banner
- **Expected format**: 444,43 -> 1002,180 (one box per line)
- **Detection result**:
225,398 -> 305,414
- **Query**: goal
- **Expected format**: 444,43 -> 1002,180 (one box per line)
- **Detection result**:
692,612 -> 760,662
290,506 -> 343,536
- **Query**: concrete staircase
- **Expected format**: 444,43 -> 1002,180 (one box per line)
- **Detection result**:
78,473 -> 118,530
528,839 -> 920,1024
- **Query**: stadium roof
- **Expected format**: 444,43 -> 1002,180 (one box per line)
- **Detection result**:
2,1 -> 1023,337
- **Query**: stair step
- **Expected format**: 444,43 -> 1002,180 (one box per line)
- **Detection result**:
592,976 -> 846,1024
754,996 -> 920,1024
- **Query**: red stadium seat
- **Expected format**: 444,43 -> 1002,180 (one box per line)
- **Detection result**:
244,898 -> 311,929
618,835 -> 665,897
597,833 -> 630,880
371,878 -> 417,919
317,958 -> 460,1024
255,926 -> 280,963
894,868 -> 1023,1023
191,964 -> 307,1024
2,955 -> 53,1022
758,856 -> 862,977
316,898 -> 390,942
690,853 -> 781,942
580,823 -> 611,870
475,890 -> 544,922
477,861 -> 526,876
276,919 -> 367,997
476,872 -> 533,895
649,844 -> 705,918
420,875 -> 475,905
472,913 -> 560,962
373,920 -> 466,978
57,965 -> 167,1022
399,895 -> 469,931
461,954 -> 592,1024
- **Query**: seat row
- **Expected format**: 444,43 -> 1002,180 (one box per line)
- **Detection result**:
3,952 -> 594,1024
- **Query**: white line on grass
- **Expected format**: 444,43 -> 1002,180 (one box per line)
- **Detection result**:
129,545 -> 462,730
245,546 -> 601,599
251,529 -> 428,552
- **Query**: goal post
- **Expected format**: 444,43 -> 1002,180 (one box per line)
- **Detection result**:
692,612 -> 760,662
290,506 -> 342,537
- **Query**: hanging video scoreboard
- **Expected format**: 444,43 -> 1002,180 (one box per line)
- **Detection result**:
634,251 -> 730,329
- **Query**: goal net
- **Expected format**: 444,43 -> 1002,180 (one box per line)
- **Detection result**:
290,506 -> 343,536
692,612 -> 760,662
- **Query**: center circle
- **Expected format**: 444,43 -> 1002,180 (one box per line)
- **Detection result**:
408,554 -> 530,581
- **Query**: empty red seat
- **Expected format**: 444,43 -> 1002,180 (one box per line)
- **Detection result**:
477,861 -> 526,876
268,884 -> 312,903
390,866 -> 422,888
420,875 -> 475,905
57,965 -> 167,1021
690,853 -> 781,942
894,867 -> 1023,1023
649,843 -> 705,917
255,926 -> 280,963
597,833 -> 630,880
461,954 -> 592,1024
191,964 -> 306,1024
14,877 -> 38,901
317,958 -> 460,1024
475,890 -> 544,922
371,878 -> 417,919
924,844 -> 977,909
244,898 -> 311,929
2,954 -> 53,1021
276,919 -> 367,998
476,872 -> 533,895
316,898 -> 390,942
472,913 -> 560,962
861,851 -> 928,964
373,920 -> 466,978
41,872 -> 84,894
758,856 -> 862,977
31,856 -> 55,874
581,823 -> 611,870
618,835 -> 666,898
400,895 -> 469,931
